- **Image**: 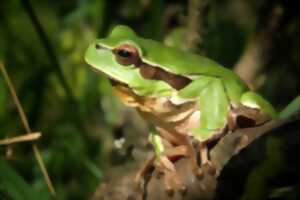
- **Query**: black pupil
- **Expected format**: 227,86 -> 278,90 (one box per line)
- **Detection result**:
118,49 -> 131,57
95,44 -> 102,49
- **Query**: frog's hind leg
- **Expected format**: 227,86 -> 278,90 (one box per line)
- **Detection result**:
228,91 -> 277,130
228,104 -> 262,130
240,91 -> 277,120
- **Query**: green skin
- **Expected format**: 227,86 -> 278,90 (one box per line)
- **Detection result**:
85,25 -> 277,154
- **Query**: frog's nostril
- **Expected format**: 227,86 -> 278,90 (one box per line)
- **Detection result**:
95,44 -> 102,49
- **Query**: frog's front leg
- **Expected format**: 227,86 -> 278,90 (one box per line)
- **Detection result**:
189,78 -> 230,138
187,78 -> 230,175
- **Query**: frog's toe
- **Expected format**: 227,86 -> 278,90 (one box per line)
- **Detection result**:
192,166 -> 204,179
134,169 -> 145,190
179,185 -> 187,196
165,187 -> 175,197
203,161 -> 216,176
163,170 -> 186,196
155,171 -> 164,179
164,174 -> 175,197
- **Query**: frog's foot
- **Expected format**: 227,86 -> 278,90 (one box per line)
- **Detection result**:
134,145 -> 188,195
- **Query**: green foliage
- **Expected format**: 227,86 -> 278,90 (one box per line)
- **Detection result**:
279,96 -> 300,120
0,158 -> 50,200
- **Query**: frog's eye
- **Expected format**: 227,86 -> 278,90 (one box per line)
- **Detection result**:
95,44 -> 102,49
113,44 -> 140,66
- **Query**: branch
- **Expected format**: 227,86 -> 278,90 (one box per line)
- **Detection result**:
234,5 -> 283,88
91,115 -> 299,200
185,0 -> 209,52
144,120 -> 288,200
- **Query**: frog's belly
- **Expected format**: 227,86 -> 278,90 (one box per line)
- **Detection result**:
112,84 -> 200,135
137,101 -> 200,136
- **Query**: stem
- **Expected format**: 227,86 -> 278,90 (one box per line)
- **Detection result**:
234,5 -> 283,88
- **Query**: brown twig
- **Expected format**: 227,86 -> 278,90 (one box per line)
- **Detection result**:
0,62 -> 56,196
185,0 -> 209,52
0,132 -> 41,145
234,5 -> 283,88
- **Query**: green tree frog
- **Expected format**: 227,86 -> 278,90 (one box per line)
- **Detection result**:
85,25 -> 277,193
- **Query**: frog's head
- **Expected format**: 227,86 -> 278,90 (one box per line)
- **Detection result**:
85,25 -> 191,97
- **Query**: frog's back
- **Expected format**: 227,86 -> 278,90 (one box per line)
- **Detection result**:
142,39 -> 237,77
101,26 -> 243,79
101,25 -> 249,101
138,38 -> 249,102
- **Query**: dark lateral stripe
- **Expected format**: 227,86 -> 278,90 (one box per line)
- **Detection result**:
138,63 -> 192,90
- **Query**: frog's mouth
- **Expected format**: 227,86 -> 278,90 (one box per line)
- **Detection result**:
109,78 -> 129,87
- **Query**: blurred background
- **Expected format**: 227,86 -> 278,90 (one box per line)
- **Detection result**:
0,0 -> 299,199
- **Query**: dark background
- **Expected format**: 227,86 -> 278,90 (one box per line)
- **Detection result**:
0,0 -> 299,199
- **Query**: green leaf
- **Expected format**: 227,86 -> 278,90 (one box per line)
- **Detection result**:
0,159 -> 50,200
